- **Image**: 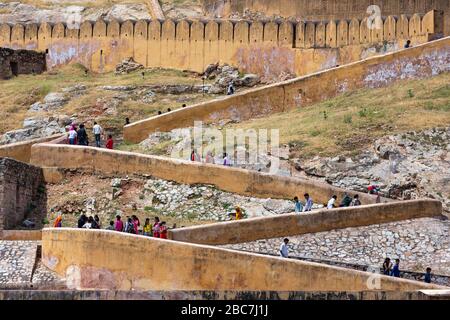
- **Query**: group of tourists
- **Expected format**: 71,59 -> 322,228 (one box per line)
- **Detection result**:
71,214 -> 171,239
66,121 -> 114,149
190,149 -> 232,166
109,215 -> 170,239
326,193 -> 361,209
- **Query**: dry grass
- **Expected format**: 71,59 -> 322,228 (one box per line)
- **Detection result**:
0,63 -> 215,137
224,72 -> 450,159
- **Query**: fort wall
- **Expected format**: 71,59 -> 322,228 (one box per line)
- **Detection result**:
30,143 -> 382,205
0,10 -> 443,77
123,36 -> 450,143
168,200 -> 442,245
41,228 -> 446,291
0,135 -> 63,163
202,0 -> 450,35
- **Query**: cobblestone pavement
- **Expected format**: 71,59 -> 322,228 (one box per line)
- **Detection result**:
222,217 -> 450,276
0,241 -> 37,286
0,241 -> 63,288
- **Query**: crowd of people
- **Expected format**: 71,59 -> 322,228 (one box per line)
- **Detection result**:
73,214 -> 173,239
66,121 -> 114,150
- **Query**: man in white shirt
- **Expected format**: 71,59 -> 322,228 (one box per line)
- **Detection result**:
279,238 -> 289,258
327,195 -> 337,209
93,121 -> 103,147
303,193 -> 313,212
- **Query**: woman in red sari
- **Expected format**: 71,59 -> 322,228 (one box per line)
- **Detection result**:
159,221 -> 168,239
152,216 -> 160,238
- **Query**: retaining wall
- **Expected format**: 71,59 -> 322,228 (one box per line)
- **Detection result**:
124,36 -> 450,143
30,143 -> 381,205
168,200 -> 442,245
0,134 -> 63,163
41,228 -> 446,291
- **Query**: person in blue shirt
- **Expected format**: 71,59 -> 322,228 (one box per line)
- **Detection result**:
390,259 -> 401,277
424,267 -> 432,283
294,196 -> 303,213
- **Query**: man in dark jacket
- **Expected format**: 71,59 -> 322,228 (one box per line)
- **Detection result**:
77,123 -> 89,146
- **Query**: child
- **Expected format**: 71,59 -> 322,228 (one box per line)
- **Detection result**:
143,218 -> 152,236
159,221 -> 168,239
106,134 -> 114,149
106,221 -> 115,231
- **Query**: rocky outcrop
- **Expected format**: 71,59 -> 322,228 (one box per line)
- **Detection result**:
203,64 -> 261,94
295,127 -> 450,214
0,115 -> 71,145
0,2 -> 151,25
114,58 -> 144,75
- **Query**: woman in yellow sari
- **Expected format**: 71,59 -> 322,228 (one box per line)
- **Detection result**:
235,206 -> 243,220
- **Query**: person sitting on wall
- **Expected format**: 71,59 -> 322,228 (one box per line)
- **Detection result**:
235,206 -> 243,220
106,221 -> 115,231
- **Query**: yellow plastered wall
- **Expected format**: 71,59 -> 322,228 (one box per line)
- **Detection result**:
315,22 -> 326,47
218,20 -> 233,64
371,16 -> 384,43
359,18 -> 370,44
37,22 -> 52,53
175,19 -> 190,70
348,18 -> 360,45
10,24 -> 24,49
384,16 -> 397,41
134,20 -> 148,67
204,20 -> 220,67
305,22 -> 315,48
148,20 -> 161,68
24,24 -> 38,50
263,21 -> 278,45
161,19 -> 176,69
120,20 -> 134,61
279,21 -> 294,47
295,21 -> 305,48
234,20 -> 249,48
410,13 -> 423,37
105,20 -> 121,71
0,23 -> 11,48
91,20 -> 107,72
79,21 -> 93,69
250,21 -> 264,44
397,15 -> 410,39
326,20 -> 337,47
337,20 -> 349,47
190,20 -> 205,72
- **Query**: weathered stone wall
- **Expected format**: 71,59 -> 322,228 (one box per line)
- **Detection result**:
168,200 -> 442,245
0,47 -> 46,79
1,289 -> 448,300
0,158 -> 46,230
202,0 -> 450,35
30,143 -> 382,206
0,10 -> 443,77
124,36 -> 450,143
41,228 -> 445,291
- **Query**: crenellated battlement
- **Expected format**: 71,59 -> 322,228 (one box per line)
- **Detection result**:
0,10 -> 444,76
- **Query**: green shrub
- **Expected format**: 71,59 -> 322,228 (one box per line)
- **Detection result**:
343,114 -> 352,124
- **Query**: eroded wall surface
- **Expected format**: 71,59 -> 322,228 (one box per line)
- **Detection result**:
0,10 -> 443,77
168,200 -> 443,245
0,158 -> 46,230
41,228 -> 446,291
123,36 -> 450,143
